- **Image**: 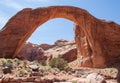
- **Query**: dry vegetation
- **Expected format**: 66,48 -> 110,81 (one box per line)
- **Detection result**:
0,58 -> 118,82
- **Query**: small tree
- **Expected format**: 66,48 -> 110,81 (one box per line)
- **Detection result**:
49,57 -> 68,70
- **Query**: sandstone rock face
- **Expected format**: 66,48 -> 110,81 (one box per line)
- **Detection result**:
54,39 -> 68,45
0,6 -> 120,67
18,42 -> 46,61
18,40 -> 77,62
39,44 -> 52,50
75,24 -> 93,67
61,49 -> 77,62
45,40 -> 77,62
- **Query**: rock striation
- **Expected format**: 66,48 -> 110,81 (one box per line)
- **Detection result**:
0,6 -> 120,67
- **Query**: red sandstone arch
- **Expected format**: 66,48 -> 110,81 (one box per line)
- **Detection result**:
0,6 -> 120,67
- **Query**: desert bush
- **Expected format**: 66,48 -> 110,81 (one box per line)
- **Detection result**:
39,60 -> 47,66
72,81 -> 77,83
49,57 -> 68,70
14,58 -> 21,65
1,59 -> 13,68
61,70 -> 66,74
16,69 -> 28,77
51,68 -> 60,73
68,60 -> 78,67
1,58 -> 7,66
26,67 -> 33,73
6,59 -> 13,68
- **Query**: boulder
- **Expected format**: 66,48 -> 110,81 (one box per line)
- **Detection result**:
86,73 -> 106,83
61,48 -> 77,62
2,66 -> 12,74
29,64 -> 39,72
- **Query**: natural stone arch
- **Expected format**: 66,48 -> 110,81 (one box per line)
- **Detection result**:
0,6 -> 120,68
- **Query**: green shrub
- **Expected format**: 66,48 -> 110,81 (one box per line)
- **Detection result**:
14,58 -> 21,65
50,68 -> 60,74
39,60 -> 47,66
16,70 -> 27,77
2,59 -> 13,68
72,81 -> 77,83
49,57 -> 68,70
1,58 -> 7,66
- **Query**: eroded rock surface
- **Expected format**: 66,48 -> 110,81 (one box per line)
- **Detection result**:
44,40 -> 77,62
0,6 -> 120,67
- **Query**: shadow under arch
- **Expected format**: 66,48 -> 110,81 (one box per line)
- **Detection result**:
0,6 -> 120,68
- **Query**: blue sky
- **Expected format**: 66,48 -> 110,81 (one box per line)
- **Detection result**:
0,0 -> 120,44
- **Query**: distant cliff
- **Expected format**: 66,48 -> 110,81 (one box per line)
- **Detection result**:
18,39 -> 77,62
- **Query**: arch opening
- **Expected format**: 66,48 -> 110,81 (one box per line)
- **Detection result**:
18,18 -> 77,62
27,18 -> 74,44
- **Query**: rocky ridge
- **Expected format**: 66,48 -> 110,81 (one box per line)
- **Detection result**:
18,39 -> 77,62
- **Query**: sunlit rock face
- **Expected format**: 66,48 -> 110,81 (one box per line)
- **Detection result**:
44,40 -> 77,62
0,6 -> 120,67
74,22 -> 120,68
